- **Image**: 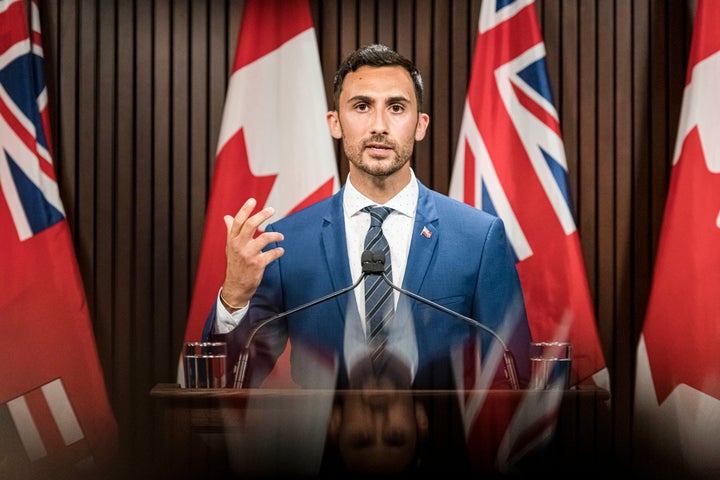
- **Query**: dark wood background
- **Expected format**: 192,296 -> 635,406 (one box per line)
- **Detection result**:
38,0 -> 695,474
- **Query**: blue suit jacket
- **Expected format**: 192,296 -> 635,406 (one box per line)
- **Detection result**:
204,180 -> 532,389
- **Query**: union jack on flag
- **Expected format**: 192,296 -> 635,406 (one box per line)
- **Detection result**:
1,0 -> 118,476
448,0 -> 609,473
0,0 -> 64,241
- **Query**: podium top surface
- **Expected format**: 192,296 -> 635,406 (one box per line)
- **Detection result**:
150,382 -> 610,401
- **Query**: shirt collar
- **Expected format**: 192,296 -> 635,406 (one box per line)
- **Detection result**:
343,169 -> 418,219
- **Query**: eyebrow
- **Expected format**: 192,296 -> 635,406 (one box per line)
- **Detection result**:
347,95 -> 411,105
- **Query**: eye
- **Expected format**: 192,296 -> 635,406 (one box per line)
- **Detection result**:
390,104 -> 405,113
355,102 -> 369,112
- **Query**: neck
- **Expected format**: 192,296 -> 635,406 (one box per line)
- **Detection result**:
349,167 -> 412,204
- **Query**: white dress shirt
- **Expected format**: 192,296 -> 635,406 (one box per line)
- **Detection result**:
342,171 -> 417,332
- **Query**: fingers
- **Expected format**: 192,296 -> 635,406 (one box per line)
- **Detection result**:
260,245 -> 285,264
225,197 -> 285,264
226,198 -> 276,241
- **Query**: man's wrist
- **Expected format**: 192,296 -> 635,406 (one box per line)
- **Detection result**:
219,286 -> 246,312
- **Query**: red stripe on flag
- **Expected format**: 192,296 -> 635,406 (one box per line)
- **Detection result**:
23,388 -> 64,455
286,177 -> 336,216
686,0 -> 720,82
0,1 -> 31,55
463,139 -> 476,205
511,81 -> 562,137
232,0 -> 313,72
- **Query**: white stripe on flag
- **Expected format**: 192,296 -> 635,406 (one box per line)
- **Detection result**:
5,379 -> 86,463
7,395 -> 46,461
43,378 -> 84,445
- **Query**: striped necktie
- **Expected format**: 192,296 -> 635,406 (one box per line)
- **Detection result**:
363,206 -> 394,368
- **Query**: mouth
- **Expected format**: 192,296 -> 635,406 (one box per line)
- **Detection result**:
365,143 -> 393,156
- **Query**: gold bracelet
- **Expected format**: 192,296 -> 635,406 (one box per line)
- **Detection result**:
219,287 -> 245,310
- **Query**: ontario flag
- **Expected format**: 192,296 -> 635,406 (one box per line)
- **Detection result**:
448,0 -> 608,473
178,0 -> 339,386
633,1 -> 720,478
0,0 -> 118,478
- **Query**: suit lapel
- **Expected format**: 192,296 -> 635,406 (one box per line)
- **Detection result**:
320,188 -> 354,303
403,182 -> 439,295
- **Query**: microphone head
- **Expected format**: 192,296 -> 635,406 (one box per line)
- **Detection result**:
361,250 -> 386,273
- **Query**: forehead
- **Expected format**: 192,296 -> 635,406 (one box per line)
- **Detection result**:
340,65 -> 416,104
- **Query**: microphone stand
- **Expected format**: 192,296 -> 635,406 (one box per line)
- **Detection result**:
361,251 -> 521,390
233,274 -> 367,388
233,250 -> 520,390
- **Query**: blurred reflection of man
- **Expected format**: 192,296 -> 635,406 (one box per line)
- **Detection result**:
324,353 -> 429,477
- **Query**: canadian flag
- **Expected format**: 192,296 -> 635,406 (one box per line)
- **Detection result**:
633,1 -> 720,478
178,0 -> 339,385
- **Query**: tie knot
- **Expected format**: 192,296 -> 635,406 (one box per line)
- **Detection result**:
364,206 -> 393,227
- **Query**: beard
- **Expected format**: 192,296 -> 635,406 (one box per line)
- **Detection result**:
344,133 -> 414,177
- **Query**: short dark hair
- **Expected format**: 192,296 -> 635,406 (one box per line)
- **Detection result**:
332,44 -> 425,111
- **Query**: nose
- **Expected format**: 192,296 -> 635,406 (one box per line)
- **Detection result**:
370,109 -> 389,135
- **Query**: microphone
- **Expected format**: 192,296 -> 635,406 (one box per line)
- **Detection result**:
233,273 -> 367,388
361,250 -> 521,390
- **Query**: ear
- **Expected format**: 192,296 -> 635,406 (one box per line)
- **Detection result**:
414,112 -> 430,141
326,111 -> 343,139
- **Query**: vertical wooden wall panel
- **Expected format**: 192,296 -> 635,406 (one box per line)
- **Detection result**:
632,0 -> 652,351
376,0 -> 394,48
114,0 -> 135,445
95,0 -> 117,402
614,0 -> 635,464
315,0 -> 339,112
357,0 -> 376,46
430,0 -> 450,191
596,1 -> 615,364
189,1 -> 210,308
394,0 -> 414,71
151,4 -> 180,467
649,0 -> 671,252
76,0 -> 97,331
413,0 -> 432,185
56,1 -> 78,232
578,1 -> 599,312
153,0 -> 173,378
37,0 -> 697,473
133,0 -> 155,452
558,1 -> 582,242
449,0 -> 471,190
171,0 -> 192,365
539,0 -> 560,107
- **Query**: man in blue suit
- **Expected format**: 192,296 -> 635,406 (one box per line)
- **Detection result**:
203,44 -> 532,391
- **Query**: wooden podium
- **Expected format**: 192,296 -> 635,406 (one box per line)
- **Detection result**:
150,383 -> 610,478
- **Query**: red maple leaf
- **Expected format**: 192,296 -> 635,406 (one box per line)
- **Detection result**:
212,126 -> 277,229
643,126 -> 720,403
